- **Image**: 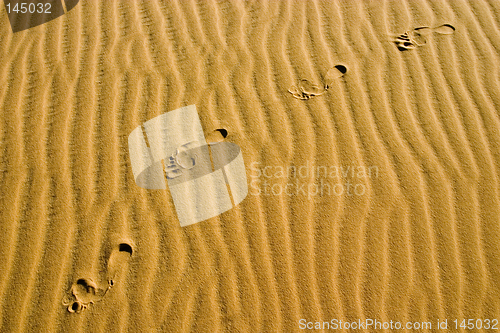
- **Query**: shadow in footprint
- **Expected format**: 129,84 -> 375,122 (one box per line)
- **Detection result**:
434,24 -> 455,35
206,128 -> 228,143
119,243 -> 133,255
216,129 -> 228,138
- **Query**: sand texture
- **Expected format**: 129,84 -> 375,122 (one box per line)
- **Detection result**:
0,0 -> 499,332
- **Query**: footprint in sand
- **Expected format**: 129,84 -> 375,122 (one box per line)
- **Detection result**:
106,242 -> 133,288
393,24 -> 455,51
288,65 -> 347,100
63,242 -> 133,313
62,277 -> 108,313
165,141 -> 200,179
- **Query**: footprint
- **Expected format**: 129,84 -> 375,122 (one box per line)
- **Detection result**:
63,241 -> 133,313
289,64 -> 347,100
165,141 -> 200,179
325,65 -> 348,89
62,278 -> 108,313
106,242 -> 133,288
393,30 -> 421,51
289,79 -> 326,100
393,24 -> 454,51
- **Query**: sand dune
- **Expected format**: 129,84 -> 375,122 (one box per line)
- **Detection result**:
0,0 -> 499,332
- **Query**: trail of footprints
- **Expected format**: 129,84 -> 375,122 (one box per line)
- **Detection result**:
59,19 -> 455,315
63,242 -> 133,313
289,24 -> 455,100
62,128 -> 230,313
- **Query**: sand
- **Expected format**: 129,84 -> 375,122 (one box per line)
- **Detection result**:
0,0 -> 499,332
